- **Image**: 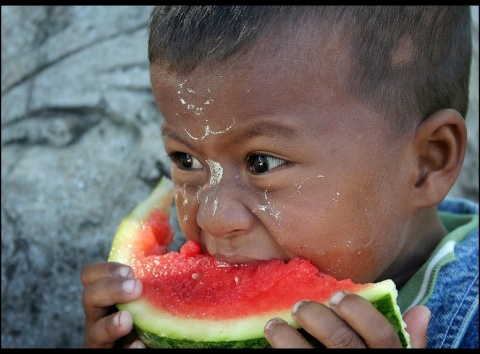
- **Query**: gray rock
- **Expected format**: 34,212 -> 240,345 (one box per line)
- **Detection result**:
1,5 -> 164,348
1,6 -> 478,348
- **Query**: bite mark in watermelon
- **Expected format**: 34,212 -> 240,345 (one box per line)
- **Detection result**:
108,176 -> 411,348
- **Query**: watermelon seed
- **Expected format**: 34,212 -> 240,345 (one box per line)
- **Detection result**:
192,272 -> 200,280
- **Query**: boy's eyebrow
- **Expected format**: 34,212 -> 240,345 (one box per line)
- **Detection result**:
161,121 -> 296,147
161,126 -> 194,149
237,121 -> 297,140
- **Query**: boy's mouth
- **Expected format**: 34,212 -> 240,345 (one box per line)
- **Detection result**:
200,233 -> 290,265
209,252 -> 273,265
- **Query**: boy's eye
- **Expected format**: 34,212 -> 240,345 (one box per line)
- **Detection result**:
169,152 -> 202,170
247,154 -> 286,174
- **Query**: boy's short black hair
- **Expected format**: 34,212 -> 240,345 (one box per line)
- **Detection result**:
148,6 -> 472,132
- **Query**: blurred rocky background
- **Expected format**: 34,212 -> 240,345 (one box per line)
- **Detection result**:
1,6 -> 478,348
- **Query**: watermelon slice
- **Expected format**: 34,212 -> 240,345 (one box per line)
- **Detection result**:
108,176 -> 411,348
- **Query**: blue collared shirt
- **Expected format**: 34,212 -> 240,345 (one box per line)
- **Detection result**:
398,197 -> 479,348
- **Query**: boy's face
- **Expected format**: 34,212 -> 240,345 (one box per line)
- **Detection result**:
151,37 -> 415,283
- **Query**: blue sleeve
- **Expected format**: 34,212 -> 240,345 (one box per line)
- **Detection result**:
458,308 -> 479,348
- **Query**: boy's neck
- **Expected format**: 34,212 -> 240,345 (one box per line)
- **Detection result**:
379,207 -> 448,289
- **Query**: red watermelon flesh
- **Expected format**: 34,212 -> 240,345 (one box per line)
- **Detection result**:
108,176 -> 411,348
137,240 -> 369,319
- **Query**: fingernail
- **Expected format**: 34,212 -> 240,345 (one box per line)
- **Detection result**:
118,266 -> 132,278
123,279 -> 137,294
264,317 -> 281,332
129,340 -> 146,348
292,300 -> 308,315
329,291 -> 346,306
113,311 -> 122,327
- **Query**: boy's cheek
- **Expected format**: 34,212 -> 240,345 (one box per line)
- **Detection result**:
174,187 -> 201,240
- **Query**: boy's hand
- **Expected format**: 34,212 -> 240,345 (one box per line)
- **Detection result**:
81,262 -> 145,348
264,291 -> 430,348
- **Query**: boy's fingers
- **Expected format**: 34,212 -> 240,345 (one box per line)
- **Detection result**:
264,317 -> 313,348
402,305 -> 430,348
291,299 -> 365,348
84,310 -> 133,348
327,291 -> 403,348
81,262 -> 134,286
126,339 -> 147,349
116,331 -> 146,348
82,276 -> 143,321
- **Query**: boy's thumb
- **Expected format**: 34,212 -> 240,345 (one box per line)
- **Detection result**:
402,305 -> 431,348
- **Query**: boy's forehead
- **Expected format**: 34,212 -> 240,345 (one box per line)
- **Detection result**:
150,38 -> 369,145
151,22 -> 352,100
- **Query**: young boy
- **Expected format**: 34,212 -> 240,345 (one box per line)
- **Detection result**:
81,6 -> 478,348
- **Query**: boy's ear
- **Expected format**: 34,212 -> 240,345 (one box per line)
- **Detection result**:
412,109 -> 467,208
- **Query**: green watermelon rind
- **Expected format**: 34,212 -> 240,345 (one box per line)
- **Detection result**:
108,176 -> 175,265
118,279 -> 409,348
109,177 -> 411,348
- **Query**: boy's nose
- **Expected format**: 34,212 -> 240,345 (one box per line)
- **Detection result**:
196,176 -> 253,238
